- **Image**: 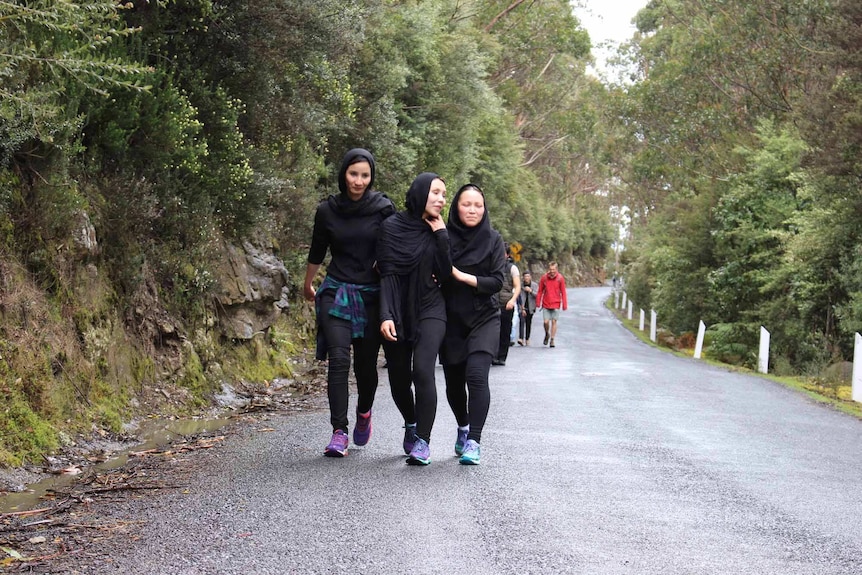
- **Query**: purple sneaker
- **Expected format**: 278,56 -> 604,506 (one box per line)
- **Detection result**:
324,430 -> 348,457
353,410 -> 372,446
403,423 -> 418,455
455,427 -> 469,456
407,437 -> 431,466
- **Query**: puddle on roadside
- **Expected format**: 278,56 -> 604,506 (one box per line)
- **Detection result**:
0,416 -> 232,514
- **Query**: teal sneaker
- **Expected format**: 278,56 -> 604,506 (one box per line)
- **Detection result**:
406,437 -> 431,466
459,439 -> 480,465
455,427 -> 469,456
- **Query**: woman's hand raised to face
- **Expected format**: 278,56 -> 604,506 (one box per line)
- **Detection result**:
425,214 -> 446,232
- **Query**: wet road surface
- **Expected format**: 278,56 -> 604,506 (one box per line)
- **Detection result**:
78,287 -> 862,574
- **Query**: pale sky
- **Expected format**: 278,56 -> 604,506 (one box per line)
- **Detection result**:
573,0 -> 648,74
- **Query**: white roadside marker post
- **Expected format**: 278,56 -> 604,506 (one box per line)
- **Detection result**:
694,320 -> 706,359
758,326 -> 770,374
650,310 -> 657,342
853,333 -> 862,403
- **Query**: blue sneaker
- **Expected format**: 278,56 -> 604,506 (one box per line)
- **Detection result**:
403,423 -> 418,455
455,427 -> 469,456
353,410 -> 372,446
407,437 -> 431,465
324,430 -> 349,457
459,439 -> 480,465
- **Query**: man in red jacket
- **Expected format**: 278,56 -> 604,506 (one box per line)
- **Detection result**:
535,262 -> 567,347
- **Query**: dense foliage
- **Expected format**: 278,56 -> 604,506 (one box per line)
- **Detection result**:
2,0 -> 613,274
613,0 -> 862,373
0,0 -> 612,463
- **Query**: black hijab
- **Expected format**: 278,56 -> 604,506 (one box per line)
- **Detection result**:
328,148 -> 390,216
448,183 -> 496,267
377,172 -> 440,276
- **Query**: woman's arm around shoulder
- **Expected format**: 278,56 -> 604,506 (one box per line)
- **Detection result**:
470,233 -> 506,295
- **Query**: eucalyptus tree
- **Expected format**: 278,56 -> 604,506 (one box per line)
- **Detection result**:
344,0 -> 507,202
461,0 -> 611,261
618,0 -> 830,220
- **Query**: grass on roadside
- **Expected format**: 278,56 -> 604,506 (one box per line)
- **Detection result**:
604,296 -> 862,420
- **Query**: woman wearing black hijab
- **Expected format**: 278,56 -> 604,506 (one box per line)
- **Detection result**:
304,148 -> 396,457
440,184 -> 506,465
377,172 -> 451,465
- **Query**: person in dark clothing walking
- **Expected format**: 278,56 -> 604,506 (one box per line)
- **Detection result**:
378,173 -> 450,465
492,244 -> 521,366
440,184 -> 506,465
517,271 -> 538,345
304,149 -> 396,457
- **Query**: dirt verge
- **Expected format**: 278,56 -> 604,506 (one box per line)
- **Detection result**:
0,357 -> 328,573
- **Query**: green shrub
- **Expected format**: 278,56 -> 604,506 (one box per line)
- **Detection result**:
704,322 -> 758,368
0,396 -> 58,467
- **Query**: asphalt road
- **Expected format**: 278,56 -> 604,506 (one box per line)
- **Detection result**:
73,287 -> 862,574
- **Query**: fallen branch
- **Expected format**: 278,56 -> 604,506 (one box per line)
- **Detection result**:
61,520 -> 145,531
0,508 -> 52,519
85,483 -> 175,494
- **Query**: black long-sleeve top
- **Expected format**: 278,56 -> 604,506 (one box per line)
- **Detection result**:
443,232 -> 507,327
307,194 -> 395,285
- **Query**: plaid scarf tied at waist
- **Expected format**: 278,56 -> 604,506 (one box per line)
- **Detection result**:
316,276 -> 379,338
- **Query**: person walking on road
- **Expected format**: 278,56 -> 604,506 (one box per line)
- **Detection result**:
304,148 -> 396,457
377,173 -> 451,466
535,262 -> 567,348
441,184 -> 506,465
517,271 -> 538,345
492,244 -> 521,366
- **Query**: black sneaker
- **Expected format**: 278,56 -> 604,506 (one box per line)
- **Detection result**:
543,334 -> 549,345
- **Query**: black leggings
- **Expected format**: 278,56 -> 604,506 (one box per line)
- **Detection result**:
383,318 -> 445,443
444,351 -> 492,443
318,291 -> 381,432
519,311 -> 534,341
497,307 -> 514,361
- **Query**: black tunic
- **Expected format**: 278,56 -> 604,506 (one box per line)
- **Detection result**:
377,172 -> 452,344
379,228 -> 451,335
440,184 -> 507,365
440,232 -> 506,364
